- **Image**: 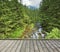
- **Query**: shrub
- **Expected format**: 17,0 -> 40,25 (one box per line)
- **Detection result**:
45,28 -> 60,39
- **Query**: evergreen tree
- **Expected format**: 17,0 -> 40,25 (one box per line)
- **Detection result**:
39,0 -> 60,32
0,0 -> 25,38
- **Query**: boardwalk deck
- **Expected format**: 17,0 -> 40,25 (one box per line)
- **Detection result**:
0,39 -> 60,52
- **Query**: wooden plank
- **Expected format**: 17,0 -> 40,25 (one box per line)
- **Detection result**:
16,40 -> 24,52
20,40 -> 26,52
1,40 -> 13,52
51,40 -> 60,52
43,41 -> 53,52
30,40 -> 34,52
0,40 -> 4,44
47,40 -> 56,52
0,40 -> 59,52
25,40 -> 29,52
0,40 -> 6,46
0,40 -> 7,48
52,40 -> 60,47
5,40 -> 17,52
33,40 -> 39,52
40,40 -> 48,52
0,40 -> 11,52
55,40 -> 60,47
36,40 -> 43,52
11,40 -> 21,52
49,40 -> 58,52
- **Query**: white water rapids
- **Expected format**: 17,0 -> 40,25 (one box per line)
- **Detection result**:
31,23 -> 45,39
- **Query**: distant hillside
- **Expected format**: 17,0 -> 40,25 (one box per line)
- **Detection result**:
28,6 -> 37,10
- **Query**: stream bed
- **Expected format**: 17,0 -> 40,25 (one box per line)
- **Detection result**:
30,23 -> 45,39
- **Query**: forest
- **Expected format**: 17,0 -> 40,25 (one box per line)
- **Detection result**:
0,0 -> 60,39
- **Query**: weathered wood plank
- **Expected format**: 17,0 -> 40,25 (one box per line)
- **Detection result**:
55,40 -> 60,47
40,40 -> 49,52
36,40 -> 43,52
20,40 -> 26,52
30,40 -> 34,52
45,40 -> 54,52
16,40 -> 24,52
5,40 -> 17,52
33,40 -> 39,52
0,40 -> 60,52
0,40 -> 4,44
25,40 -> 29,52
0,40 -> 11,52
49,40 -> 58,52
51,40 -> 60,52
11,40 -> 21,52
1,40 -> 13,52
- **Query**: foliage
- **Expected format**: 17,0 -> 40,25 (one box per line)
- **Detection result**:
9,27 -> 24,38
39,0 -> 60,32
1,0 -> 60,39
0,0 -> 30,39
45,28 -> 60,39
0,0 -> 38,39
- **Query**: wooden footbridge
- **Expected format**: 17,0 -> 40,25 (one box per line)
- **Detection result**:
0,39 -> 60,52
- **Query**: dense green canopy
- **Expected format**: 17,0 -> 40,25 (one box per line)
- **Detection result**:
39,0 -> 60,32
0,0 -> 60,39
0,0 -> 38,38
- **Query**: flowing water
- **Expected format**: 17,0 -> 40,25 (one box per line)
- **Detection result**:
24,23 -> 46,39
31,23 -> 45,39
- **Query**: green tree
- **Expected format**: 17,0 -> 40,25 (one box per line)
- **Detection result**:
39,0 -> 60,32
